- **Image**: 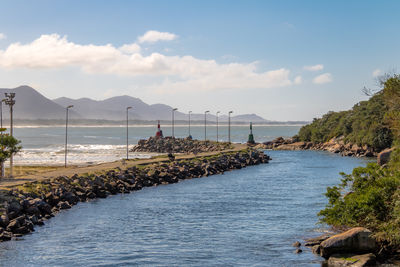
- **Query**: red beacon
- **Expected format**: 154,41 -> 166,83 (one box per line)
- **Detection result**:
155,120 -> 163,138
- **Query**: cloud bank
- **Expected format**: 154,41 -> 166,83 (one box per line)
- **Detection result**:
303,64 -> 324,71
138,30 -> 178,44
0,33 -> 297,93
313,73 -> 332,84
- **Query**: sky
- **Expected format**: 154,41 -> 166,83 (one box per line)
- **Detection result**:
0,0 -> 398,121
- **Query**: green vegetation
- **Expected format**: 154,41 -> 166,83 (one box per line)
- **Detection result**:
0,129 -> 22,177
297,90 -> 392,151
17,182 -> 51,195
318,74 -> 400,246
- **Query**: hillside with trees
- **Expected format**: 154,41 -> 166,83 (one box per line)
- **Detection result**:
296,90 -> 392,152
318,74 -> 400,257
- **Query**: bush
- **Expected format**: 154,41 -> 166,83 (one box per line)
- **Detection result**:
319,162 -> 400,244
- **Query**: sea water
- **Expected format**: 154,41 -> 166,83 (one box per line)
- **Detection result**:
11,125 -> 301,165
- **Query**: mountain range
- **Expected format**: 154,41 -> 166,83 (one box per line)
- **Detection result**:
0,85 -> 273,123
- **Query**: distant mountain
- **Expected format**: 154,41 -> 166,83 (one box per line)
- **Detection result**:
220,113 -> 268,123
53,95 -> 187,121
0,86 -> 80,120
0,85 -> 271,123
53,96 -> 269,122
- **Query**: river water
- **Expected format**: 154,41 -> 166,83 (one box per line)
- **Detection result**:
0,150 -> 369,266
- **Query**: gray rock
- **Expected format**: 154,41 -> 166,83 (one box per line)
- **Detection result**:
377,148 -> 394,166
292,241 -> 301,247
57,201 -> 71,210
7,199 -> 22,214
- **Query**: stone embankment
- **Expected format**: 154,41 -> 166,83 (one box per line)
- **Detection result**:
303,227 -> 378,266
0,149 -> 269,242
131,137 -> 232,154
261,137 -> 376,157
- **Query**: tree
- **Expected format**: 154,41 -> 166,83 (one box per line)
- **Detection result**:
0,128 -> 22,178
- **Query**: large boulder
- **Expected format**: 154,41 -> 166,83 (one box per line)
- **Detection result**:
320,227 -> 376,259
377,148 -> 394,166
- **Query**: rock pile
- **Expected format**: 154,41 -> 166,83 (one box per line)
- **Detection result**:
131,137 -> 232,153
305,227 -> 378,266
263,137 -> 376,157
0,149 -> 270,242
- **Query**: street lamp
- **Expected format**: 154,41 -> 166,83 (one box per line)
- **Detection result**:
172,108 -> 178,138
0,99 -> 5,178
216,111 -> 220,142
65,105 -> 73,168
126,106 -> 132,160
188,111 -> 192,138
228,111 -> 233,143
204,110 -> 210,141
4,93 -> 15,177
0,99 -> 5,129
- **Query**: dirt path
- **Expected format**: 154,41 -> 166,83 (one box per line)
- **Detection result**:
0,144 -> 247,189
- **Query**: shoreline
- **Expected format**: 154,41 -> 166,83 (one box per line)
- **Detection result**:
0,144 -> 269,242
261,137 -> 379,158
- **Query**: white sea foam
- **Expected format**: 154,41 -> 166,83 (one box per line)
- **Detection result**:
11,144 -> 157,166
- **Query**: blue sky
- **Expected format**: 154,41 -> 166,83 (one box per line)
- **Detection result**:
0,0 -> 398,121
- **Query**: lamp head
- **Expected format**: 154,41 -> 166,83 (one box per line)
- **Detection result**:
205,110 -> 210,113
229,111 -> 233,114
67,105 -> 74,109
127,106 -> 132,110
173,108 -> 178,111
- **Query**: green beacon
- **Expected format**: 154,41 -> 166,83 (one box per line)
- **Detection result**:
247,122 -> 255,144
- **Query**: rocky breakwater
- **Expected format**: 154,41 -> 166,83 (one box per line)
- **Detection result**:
131,137 -> 232,153
262,137 -> 376,157
0,149 -> 270,242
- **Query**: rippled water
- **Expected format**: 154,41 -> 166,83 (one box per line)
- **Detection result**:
0,150 -> 370,266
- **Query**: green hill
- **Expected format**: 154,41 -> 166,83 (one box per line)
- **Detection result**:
296,89 -> 392,152
318,74 -> 400,254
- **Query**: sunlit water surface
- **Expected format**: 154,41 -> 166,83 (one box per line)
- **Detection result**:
11,125 -> 301,165
0,150 -> 370,266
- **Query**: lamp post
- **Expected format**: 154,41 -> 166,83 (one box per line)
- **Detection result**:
204,110 -> 210,141
228,111 -> 233,143
216,111 -> 220,142
188,111 -> 192,138
4,93 -> 15,177
0,99 -> 5,178
126,106 -> 132,160
65,105 -> 73,168
0,99 -> 5,129
172,108 -> 178,138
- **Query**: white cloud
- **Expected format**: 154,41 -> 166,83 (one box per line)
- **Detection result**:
313,73 -> 332,84
294,75 -> 302,85
138,30 -> 178,44
372,69 -> 382,77
0,33 -> 6,40
119,43 -> 141,54
0,33 -> 298,93
303,64 -> 324,71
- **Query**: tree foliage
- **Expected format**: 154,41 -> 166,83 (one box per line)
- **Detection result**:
297,86 -> 393,151
0,129 -> 22,163
319,74 -> 400,245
